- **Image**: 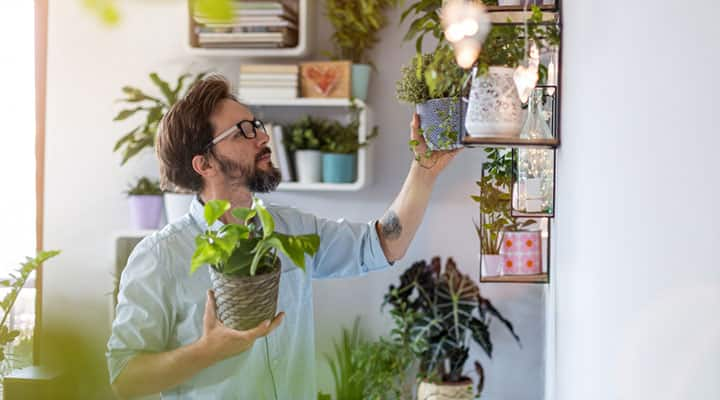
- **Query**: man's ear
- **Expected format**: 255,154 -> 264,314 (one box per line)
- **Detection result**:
192,153 -> 215,179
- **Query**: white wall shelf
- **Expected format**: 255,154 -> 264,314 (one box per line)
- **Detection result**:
245,98 -> 373,192
186,0 -> 311,58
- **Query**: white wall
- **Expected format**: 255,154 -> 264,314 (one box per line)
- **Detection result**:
555,0 -> 720,398
42,1 -> 545,398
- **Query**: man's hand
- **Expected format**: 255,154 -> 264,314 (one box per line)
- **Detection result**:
410,113 -> 462,176
198,290 -> 284,364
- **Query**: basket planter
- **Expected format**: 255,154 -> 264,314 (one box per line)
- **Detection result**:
128,195 -> 163,230
464,66 -> 523,138
208,262 -> 281,331
417,379 -> 474,400
415,97 -> 464,151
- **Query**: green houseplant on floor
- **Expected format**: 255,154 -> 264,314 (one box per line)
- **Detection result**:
386,256 -> 520,399
125,177 -> 163,230
324,0 -> 401,100
191,198 -> 319,330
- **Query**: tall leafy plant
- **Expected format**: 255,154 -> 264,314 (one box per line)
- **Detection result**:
324,319 -> 364,400
190,198 -> 319,277
472,148 -> 534,254
385,257 -> 520,393
0,250 -> 60,372
325,0 -> 401,65
113,72 -> 207,165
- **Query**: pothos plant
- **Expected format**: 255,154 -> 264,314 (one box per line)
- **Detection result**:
113,71 -> 207,165
472,148 -> 535,255
190,198 -> 319,277
385,256 -> 520,393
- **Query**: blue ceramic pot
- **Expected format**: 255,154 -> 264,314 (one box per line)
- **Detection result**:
351,64 -> 371,101
322,153 -> 356,183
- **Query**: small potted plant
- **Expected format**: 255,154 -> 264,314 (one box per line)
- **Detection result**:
190,198 -> 319,330
386,257 -> 520,400
112,71 -> 207,222
284,116 -> 324,183
472,148 -> 534,276
465,5 -> 560,137
319,105 -> 378,183
324,0 -> 400,100
396,44 -> 468,152
125,177 -> 164,230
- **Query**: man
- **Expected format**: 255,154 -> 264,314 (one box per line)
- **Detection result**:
106,75 -> 458,399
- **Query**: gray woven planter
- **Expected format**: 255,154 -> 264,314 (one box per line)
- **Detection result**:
415,97 -> 464,151
209,261 -> 281,331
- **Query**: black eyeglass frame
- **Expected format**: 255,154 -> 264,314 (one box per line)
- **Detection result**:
203,119 -> 266,153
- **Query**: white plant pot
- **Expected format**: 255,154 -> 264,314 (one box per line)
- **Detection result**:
163,192 -> 194,223
294,150 -> 323,183
464,66 -> 524,138
417,380 -> 474,400
482,254 -> 503,277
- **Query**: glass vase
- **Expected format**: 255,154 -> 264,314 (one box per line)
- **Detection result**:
517,88 -> 554,214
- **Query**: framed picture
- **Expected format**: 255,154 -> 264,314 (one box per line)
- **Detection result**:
299,60 -> 351,98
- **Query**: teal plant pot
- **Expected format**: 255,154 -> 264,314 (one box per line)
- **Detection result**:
415,97 -> 464,151
351,64 -> 371,101
322,153 -> 356,183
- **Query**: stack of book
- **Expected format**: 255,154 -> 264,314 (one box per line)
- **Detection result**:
237,64 -> 299,99
193,1 -> 299,49
265,122 -> 293,182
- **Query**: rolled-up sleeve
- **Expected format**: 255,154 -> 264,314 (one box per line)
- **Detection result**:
310,216 -> 393,279
106,238 -> 174,384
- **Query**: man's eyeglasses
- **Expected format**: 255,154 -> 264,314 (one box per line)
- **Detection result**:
204,119 -> 266,152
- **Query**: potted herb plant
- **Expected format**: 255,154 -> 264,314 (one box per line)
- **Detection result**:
465,5 -> 560,137
472,148 -> 534,276
284,116 -> 324,183
112,71 -> 207,222
125,177 -> 164,230
396,44 -> 468,152
319,104 -> 378,183
190,198 -> 319,330
385,256 -> 520,399
325,0 -> 400,101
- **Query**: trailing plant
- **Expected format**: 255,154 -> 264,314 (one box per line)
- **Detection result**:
325,0 -> 401,65
472,148 -> 535,254
396,44 -> 468,104
385,256 -> 520,394
125,177 -> 162,196
113,71 -> 207,165
0,250 -> 60,374
190,198 -> 320,277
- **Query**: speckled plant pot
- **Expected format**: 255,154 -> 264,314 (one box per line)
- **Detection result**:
415,97 -> 464,151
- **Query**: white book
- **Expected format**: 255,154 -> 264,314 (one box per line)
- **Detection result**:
272,125 -> 292,182
239,74 -> 298,82
239,81 -> 298,88
238,89 -> 298,99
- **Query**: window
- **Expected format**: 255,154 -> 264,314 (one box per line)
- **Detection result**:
0,0 -> 47,371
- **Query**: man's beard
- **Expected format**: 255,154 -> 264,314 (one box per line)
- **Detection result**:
213,148 -> 281,193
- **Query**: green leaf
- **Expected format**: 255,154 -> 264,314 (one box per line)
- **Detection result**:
253,198 -> 274,239
193,0 -> 234,22
231,207 -> 256,225
149,73 -> 175,106
272,232 -> 320,271
204,200 -> 230,226
113,107 -> 144,121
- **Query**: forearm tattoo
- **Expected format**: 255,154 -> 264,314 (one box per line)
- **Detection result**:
380,210 -> 402,240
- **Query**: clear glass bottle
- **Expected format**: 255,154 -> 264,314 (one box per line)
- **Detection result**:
517,88 -> 554,214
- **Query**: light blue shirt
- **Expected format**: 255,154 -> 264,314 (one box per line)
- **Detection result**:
106,196 -> 392,399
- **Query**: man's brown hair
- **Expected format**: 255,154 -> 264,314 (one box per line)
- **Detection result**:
156,74 -> 237,192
